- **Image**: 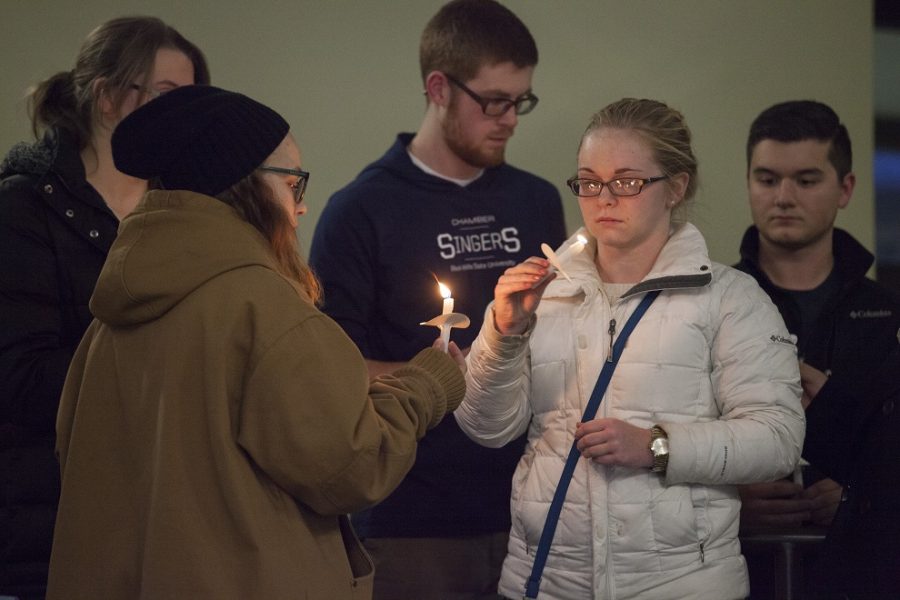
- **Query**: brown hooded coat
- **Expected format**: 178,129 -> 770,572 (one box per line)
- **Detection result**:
47,190 -> 464,599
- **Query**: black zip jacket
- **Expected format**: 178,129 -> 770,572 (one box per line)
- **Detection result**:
735,225 -> 900,473
0,128 -> 118,596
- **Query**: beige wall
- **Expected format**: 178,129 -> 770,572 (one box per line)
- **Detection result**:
1,1 -> 873,264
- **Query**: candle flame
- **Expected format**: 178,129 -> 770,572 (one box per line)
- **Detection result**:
576,234 -> 588,245
438,281 -> 452,299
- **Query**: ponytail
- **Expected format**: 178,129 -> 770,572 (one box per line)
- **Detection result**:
22,16 -> 210,152
28,70 -> 93,148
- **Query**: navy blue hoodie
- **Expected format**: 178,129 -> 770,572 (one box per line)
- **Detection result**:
310,133 -> 566,536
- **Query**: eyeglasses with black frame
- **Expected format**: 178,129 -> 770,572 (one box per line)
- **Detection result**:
129,84 -> 166,100
444,74 -> 538,117
258,165 -> 310,204
566,175 -> 669,198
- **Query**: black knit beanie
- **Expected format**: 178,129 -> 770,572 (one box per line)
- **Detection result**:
112,85 -> 289,197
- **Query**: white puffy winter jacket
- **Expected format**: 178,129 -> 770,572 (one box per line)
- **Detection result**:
456,223 -> 805,600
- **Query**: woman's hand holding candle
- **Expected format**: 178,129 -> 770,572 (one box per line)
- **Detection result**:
433,338 -> 467,374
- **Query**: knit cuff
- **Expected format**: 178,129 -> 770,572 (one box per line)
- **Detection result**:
406,347 -> 466,428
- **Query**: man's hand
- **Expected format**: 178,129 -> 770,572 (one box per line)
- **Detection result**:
738,481 -> 812,529
801,477 -> 842,525
799,361 -> 828,409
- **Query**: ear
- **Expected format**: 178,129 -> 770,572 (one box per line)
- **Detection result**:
837,171 -> 855,209
668,172 -> 690,205
423,71 -> 451,108
92,78 -> 117,119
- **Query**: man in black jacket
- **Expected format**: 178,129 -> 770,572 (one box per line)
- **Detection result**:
803,333 -> 900,598
735,100 -> 900,597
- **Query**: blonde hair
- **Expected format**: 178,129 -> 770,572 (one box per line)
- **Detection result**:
581,98 -> 698,216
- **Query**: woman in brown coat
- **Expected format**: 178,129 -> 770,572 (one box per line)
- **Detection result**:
47,85 -> 466,599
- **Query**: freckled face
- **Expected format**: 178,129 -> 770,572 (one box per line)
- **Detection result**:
576,128 -> 675,254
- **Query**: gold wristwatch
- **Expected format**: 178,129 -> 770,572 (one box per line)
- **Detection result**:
649,425 -> 669,474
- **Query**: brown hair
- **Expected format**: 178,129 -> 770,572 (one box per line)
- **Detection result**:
28,16 -> 210,151
746,100 -> 851,179
217,172 -> 321,305
419,0 -> 537,82
582,98 -> 699,213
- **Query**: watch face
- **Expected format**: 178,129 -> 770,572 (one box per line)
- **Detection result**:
651,437 -> 669,456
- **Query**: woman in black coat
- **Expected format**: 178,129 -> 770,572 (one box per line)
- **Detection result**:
0,17 -> 208,600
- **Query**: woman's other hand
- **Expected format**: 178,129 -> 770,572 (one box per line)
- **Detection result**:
574,418 -> 654,469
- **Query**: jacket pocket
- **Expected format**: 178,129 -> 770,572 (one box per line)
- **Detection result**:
339,514 -> 374,597
643,481 -> 701,550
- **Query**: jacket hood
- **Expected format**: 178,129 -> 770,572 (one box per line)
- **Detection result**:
1,129 -> 92,202
0,131 -> 58,178
544,222 -> 713,299
90,190 -> 279,326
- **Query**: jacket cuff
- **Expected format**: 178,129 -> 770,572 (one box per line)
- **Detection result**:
404,347 -> 466,428
480,304 -> 535,355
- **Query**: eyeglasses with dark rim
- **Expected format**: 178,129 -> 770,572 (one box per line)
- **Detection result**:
258,165 -> 310,204
566,175 -> 669,198
444,74 -> 538,117
129,84 -> 166,99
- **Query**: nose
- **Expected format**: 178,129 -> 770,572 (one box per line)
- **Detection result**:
297,199 -> 308,217
596,185 -> 618,206
774,179 -> 795,207
497,106 -> 518,129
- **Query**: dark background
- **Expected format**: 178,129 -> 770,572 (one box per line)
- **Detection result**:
875,0 -> 900,295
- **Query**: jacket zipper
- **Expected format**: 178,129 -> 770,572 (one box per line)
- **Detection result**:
606,319 -> 617,362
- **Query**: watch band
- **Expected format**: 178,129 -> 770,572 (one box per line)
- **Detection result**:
649,425 -> 669,473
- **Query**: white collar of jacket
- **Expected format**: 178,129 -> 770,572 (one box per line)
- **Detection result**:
543,222 -> 713,300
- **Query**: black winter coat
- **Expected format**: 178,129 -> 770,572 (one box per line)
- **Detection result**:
0,128 -> 118,596
805,340 -> 900,598
736,225 -> 900,599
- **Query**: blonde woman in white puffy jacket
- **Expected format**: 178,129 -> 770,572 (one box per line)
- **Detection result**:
455,98 -> 805,600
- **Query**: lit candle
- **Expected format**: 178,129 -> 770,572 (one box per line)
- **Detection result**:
438,281 -> 453,351
439,281 -> 454,315
555,234 -> 588,263
534,234 -> 588,287
420,281 -> 470,353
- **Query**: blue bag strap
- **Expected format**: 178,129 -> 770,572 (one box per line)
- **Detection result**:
523,290 -> 660,600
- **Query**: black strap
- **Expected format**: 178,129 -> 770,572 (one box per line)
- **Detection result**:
524,290 -> 660,599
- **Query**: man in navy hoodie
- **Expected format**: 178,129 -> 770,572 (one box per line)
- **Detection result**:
309,1 -> 565,597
